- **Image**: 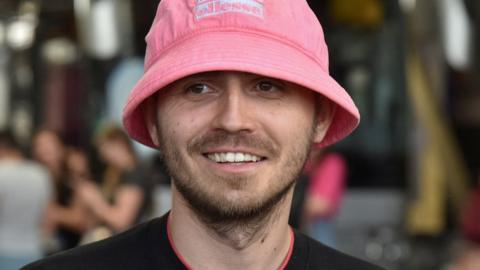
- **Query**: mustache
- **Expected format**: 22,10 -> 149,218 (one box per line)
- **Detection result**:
187,130 -> 277,156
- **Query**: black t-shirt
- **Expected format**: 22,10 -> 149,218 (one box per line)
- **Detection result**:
22,214 -> 384,270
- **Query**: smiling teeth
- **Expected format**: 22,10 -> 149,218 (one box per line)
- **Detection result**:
207,152 -> 262,163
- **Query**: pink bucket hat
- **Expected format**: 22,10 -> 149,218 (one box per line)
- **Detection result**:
123,0 -> 360,148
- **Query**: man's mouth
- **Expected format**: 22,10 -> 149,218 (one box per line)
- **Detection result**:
204,152 -> 266,163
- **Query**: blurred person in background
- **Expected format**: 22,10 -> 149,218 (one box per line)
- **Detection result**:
65,147 -> 92,185
0,130 -> 52,269
302,149 -> 347,248
32,129 -> 90,252
146,152 -> 173,217
288,148 -> 347,246
76,124 -> 152,243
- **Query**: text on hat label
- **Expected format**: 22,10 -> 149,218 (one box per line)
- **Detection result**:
195,0 -> 264,20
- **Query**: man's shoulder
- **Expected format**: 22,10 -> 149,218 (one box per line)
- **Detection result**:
21,217 -> 165,270
294,232 -> 385,270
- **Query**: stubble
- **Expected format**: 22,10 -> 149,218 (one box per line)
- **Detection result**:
159,126 -> 314,240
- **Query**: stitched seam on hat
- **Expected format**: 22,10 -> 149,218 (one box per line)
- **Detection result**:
146,27 -> 327,72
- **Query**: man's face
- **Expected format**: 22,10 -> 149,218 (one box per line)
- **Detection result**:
149,71 -> 328,222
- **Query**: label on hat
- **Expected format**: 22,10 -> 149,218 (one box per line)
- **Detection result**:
195,0 -> 264,20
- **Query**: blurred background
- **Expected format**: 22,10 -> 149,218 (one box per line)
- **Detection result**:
0,0 -> 479,269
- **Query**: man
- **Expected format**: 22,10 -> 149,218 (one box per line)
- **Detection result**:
0,131 -> 52,270
23,0 -> 384,269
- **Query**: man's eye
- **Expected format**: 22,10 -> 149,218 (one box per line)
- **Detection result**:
256,81 -> 275,92
186,83 -> 210,94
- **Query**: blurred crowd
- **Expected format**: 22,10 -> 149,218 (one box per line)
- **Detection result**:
0,124 -> 171,269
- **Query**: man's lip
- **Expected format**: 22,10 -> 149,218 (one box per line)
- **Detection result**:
200,147 -> 268,159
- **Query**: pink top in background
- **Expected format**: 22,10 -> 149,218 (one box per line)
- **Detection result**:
306,153 -> 347,218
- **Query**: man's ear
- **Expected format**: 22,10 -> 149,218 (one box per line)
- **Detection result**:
312,97 -> 335,144
144,96 -> 160,147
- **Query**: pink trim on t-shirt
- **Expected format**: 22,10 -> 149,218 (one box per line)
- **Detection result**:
278,227 -> 295,270
167,214 -> 295,270
167,214 -> 193,270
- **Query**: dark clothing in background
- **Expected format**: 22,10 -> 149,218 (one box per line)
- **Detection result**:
117,168 -> 153,224
288,174 -> 308,229
55,181 -> 81,251
22,213 -> 384,270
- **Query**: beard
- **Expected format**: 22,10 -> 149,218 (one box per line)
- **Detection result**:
159,128 -> 314,232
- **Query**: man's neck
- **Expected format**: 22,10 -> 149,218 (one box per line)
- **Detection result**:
168,188 -> 294,270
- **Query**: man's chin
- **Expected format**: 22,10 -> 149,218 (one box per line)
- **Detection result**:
191,201 -> 278,226
174,178 -> 295,225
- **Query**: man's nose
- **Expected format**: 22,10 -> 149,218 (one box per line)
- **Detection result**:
211,88 -> 256,133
